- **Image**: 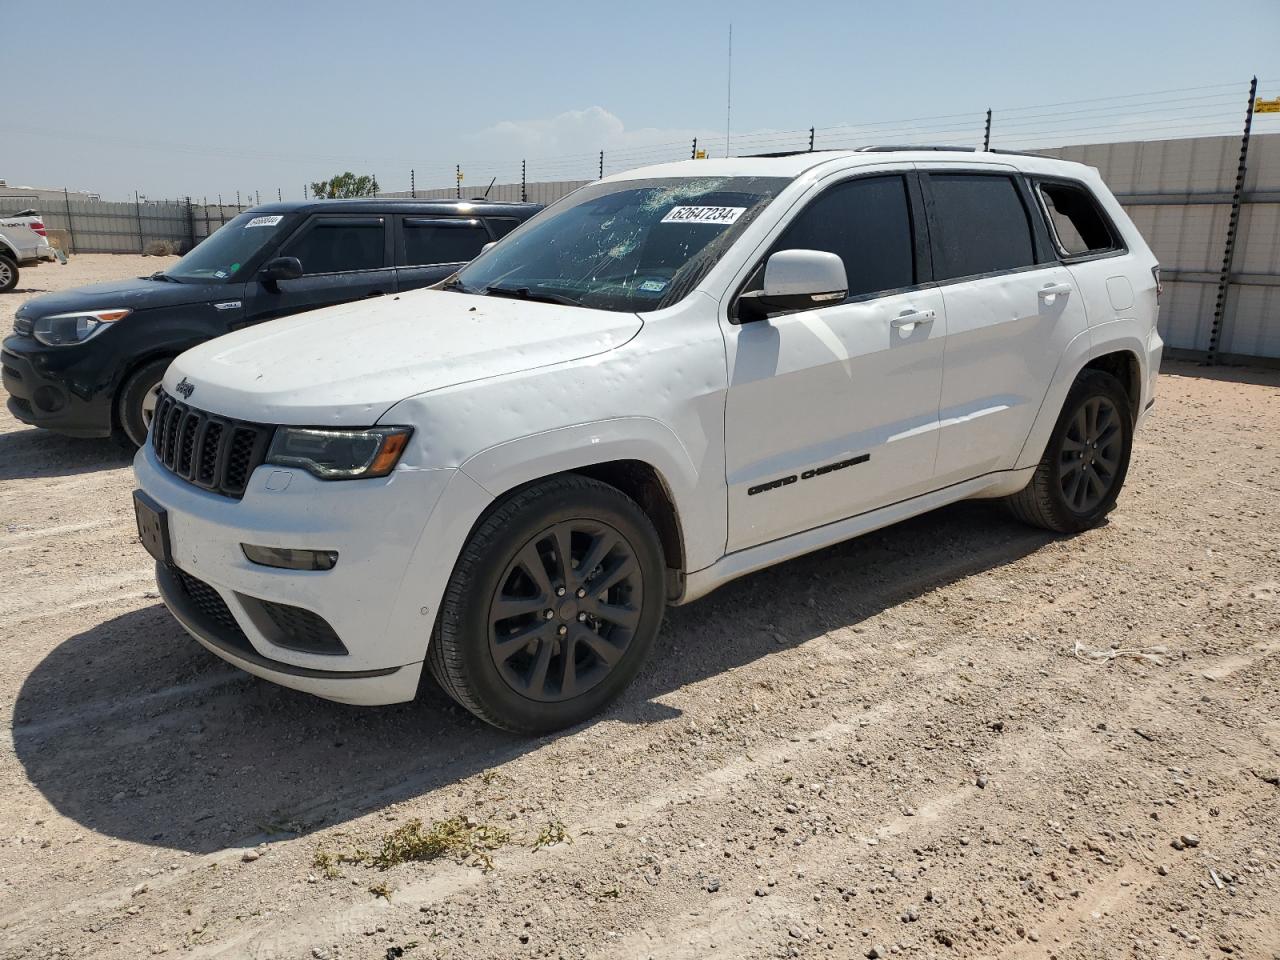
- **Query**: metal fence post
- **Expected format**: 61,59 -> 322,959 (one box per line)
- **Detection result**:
134,191 -> 144,252
521,160 -> 527,203
1206,76 -> 1258,366
203,196 -> 210,240
808,127 -> 815,151
599,150 -> 604,179
456,165 -> 461,200
236,191 -> 242,212
983,109 -> 992,151
63,187 -> 76,255
691,137 -> 697,159
411,169 -> 416,199
186,196 -> 195,249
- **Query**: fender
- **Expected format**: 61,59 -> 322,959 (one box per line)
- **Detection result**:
459,416 -> 723,573
1014,324 -> 1149,471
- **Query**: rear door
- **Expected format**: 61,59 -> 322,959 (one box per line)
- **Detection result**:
241,214 -> 395,327
395,216 -> 493,291
722,170 -> 947,551
921,167 -> 1090,485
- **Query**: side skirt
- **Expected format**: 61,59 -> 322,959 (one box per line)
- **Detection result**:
676,467 -> 1035,605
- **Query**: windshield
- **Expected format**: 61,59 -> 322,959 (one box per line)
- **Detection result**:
165,212 -> 295,282
453,176 -> 790,312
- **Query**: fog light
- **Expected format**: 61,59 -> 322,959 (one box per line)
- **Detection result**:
241,544 -> 339,571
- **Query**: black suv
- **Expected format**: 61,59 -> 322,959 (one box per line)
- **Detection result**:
2,197 -> 541,445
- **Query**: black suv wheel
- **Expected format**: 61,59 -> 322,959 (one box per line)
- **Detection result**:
1004,368 -> 1134,533
428,475 -> 666,734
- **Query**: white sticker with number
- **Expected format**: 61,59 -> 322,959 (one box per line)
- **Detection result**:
660,205 -> 746,225
245,215 -> 283,228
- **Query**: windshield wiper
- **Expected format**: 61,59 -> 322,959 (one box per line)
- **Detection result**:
483,284 -> 581,307
439,275 -> 474,294
146,271 -> 180,283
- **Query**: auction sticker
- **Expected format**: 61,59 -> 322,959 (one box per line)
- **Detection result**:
245,215 -> 284,228
660,206 -> 745,225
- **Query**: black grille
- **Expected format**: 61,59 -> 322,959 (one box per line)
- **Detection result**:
246,597 -> 348,655
151,391 -> 272,498
171,567 -> 251,649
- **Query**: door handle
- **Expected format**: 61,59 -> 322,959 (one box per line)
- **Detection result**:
1039,282 -> 1073,299
891,309 -> 936,328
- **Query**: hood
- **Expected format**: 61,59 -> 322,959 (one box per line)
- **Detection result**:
14,276 -> 230,319
165,289 -> 643,425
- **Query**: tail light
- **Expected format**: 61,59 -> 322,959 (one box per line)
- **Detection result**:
30,221 -> 47,237
1151,265 -> 1162,303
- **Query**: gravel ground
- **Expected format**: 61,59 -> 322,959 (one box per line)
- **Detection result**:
1,257 -> 1278,959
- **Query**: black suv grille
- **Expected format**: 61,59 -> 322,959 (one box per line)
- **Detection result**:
151,391 -> 273,498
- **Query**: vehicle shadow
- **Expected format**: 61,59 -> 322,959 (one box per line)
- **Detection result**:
0,426 -> 131,482
12,501 -> 1054,853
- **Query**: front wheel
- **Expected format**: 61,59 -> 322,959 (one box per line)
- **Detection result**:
0,255 -> 17,293
1004,369 -> 1134,533
428,475 -> 666,734
116,357 -> 173,448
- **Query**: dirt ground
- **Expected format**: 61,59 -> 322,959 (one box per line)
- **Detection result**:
1,257 -> 1278,960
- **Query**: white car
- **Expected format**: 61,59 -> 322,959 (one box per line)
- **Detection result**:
0,208 -> 63,292
133,148 -> 1162,733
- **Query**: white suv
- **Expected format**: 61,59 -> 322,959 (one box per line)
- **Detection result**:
133,148 -> 1162,733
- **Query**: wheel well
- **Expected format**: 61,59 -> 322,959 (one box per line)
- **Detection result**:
569,460 -> 685,574
1082,350 -> 1141,420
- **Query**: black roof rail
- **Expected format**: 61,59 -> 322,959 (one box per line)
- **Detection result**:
854,144 -> 976,152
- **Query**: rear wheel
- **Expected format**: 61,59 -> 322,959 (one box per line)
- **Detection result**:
116,358 -> 172,448
0,255 -> 17,293
429,475 -> 666,734
1004,369 -> 1133,533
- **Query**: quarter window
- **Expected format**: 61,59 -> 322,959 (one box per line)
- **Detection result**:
771,176 -> 915,299
282,218 -> 385,275
1037,181 -> 1120,257
927,174 -> 1035,281
403,218 -> 491,266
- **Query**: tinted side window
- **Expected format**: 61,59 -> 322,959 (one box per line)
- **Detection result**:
927,175 -> 1034,281
403,219 -> 490,266
283,218 -> 385,275
1038,181 -> 1120,257
772,176 -> 915,298
486,218 -> 522,239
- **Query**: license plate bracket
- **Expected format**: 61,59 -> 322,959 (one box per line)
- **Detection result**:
133,490 -> 173,566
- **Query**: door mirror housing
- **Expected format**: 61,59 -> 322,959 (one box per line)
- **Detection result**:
260,256 -> 303,283
738,249 -> 848,322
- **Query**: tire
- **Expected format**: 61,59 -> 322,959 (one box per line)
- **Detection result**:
116,358 -> 173,448
1004,369 -> 1133,534
0,255 -> 17,293
429,474 -> 666,734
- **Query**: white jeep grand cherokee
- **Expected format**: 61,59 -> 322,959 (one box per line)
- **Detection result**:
133,148 -> 1162,733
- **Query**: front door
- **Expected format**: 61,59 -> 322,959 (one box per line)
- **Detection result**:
241,214 -> 396,327
722,172 -> 947,552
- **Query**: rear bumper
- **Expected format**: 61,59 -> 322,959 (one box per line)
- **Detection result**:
2,341 -> 114,437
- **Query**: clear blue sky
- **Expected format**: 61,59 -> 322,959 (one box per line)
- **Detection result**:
6,0 -> 1278,201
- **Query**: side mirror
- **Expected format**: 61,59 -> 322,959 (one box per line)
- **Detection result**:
738,249 -> 848,322
260,256 -> 303,283
480,241 -> 497,254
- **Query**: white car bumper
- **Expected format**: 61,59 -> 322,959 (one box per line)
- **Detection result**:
133,442 -> 488,705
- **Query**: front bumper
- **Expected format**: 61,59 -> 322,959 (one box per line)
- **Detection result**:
134,440 -> 491,705
2,338 -> 115,437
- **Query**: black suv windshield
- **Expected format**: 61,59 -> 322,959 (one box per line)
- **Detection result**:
165,212 -> 296,282
453,176 -> 790,312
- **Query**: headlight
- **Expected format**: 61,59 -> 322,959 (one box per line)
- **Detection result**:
32,308 -> 131,346
266,426 -> 412,480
